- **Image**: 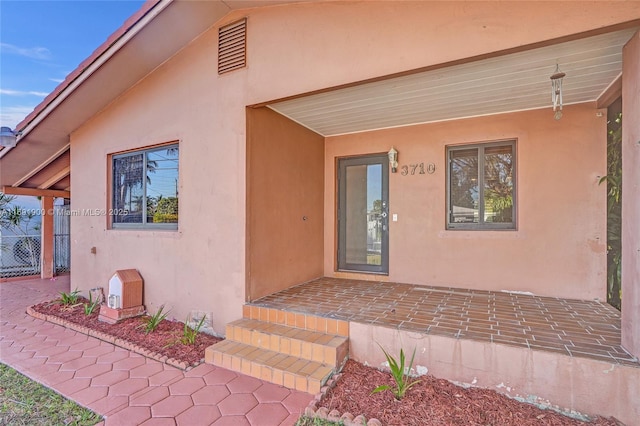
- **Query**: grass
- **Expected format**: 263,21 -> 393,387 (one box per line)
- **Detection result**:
295,416 -> 343,425
0,363 -> 102,425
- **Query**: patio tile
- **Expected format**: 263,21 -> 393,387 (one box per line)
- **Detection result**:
75,362 -> 113,379
104,406 -> 151,426
113,355 -> 146,371
168,377 -> 206,395
246,402 -> 289,425
59,356 -> 98,371
175,405 -> 222,425
253,383 -> 291,403
191,385 -> 231,405
218,394 -> 259,416
90,395 -> 130,415
184,363 -> 216,377
108,378 -> 149,396
91,370 -> 130,387
130,386 -> 170,406
150,395 -> 193,417
140,418 -> 176,426
280,391 -> 314,412
96,349 -> 131,364
203,367 -> 238,385
148,369 -> 184,386
69,339 -> 102,351
24,362 -> 61,377
212,415 -> 251,426
130,362 -> 165,378
226,375 -> 262,393
47,349 -> 84,364
71,385 -> 109,405
56,377 -> 92,397
83,344 -> 116,357
40,369 -> 75,386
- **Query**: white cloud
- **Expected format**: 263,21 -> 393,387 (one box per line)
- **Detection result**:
0,106 -> 34,129
0,89 -> 48,97
0,43 -> 52,60
49,78 -> 64,83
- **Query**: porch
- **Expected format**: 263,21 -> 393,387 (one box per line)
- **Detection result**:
244,277 -> 639,422
250,277 -> 638,367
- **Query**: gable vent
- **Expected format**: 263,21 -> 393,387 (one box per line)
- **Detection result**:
218,19 -> 247,74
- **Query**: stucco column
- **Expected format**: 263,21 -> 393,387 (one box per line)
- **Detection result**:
621,30 -> 640,359
40,196 -> 54,279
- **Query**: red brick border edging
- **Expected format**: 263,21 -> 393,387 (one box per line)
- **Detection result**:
26,305 -> 197,371
303,372 -> 383,426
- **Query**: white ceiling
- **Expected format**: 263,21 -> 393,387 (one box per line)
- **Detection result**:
268,28 -> 636,137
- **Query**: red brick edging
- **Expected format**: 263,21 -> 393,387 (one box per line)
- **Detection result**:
304,373 -> 383,426
26,305 -> 197,371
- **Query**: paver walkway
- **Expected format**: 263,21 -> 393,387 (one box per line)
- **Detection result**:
0,276 -> 313,425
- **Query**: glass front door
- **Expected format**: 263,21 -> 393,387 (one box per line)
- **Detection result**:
337,155 -> 389,274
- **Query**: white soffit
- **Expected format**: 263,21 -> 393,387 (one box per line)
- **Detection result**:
268,28 -> 636,137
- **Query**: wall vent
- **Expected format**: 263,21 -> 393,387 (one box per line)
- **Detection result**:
218,18 -> 247,74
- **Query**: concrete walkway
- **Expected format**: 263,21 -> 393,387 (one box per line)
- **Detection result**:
0,276 -> 313,425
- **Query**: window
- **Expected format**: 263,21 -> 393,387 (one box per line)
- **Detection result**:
447,140 -> 515,230
112,144 -> 179,229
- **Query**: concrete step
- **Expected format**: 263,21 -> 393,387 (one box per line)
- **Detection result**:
242,305 -> 349,337
205,307 -> 350,394
226,318 -> 349,367
205,340 -> 334,394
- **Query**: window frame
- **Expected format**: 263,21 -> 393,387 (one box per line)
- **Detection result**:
446,139 -> 516,230
110,143 -> 179,231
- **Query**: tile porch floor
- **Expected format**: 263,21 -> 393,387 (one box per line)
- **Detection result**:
252,277 -> 639,367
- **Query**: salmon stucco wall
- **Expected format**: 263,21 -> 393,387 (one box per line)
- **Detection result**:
325,104 -> 607,300
68,0 -> 638,332
246,107 -> 324,301
622,30 -> 640,358
70,24 -> 249,335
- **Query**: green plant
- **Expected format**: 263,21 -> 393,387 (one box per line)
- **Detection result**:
295,416 -> 344,425
83,294 -> 99,315
58,289 -> 80,306
371,344 -> 420,400
140,305 -> 170,334
598,111 -> 622,310
0,362 -> 102,425
181,315 -> 207,345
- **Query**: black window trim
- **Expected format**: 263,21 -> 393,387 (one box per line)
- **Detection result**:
446,139 -> 517,230
111,143 -> 179,231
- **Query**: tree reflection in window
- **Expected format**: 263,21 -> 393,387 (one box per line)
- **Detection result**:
112,144 -> 178,228
448,141 -> 514,229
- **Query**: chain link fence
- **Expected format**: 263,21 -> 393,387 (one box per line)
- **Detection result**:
0,234 -> 42,278
0,205 -> 71,278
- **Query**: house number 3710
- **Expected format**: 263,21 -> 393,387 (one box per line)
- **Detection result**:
400,162 -> 436,176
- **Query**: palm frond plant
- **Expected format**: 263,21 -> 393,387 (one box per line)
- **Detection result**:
140,305 -> 170,334
371,344 -> 421,400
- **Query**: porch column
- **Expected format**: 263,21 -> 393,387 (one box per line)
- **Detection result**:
621,30 -> 640,358
40,196 -> 54,279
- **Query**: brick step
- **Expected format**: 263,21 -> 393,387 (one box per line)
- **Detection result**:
226,318 -> 349,367
242,305 -> 349,337
205,340 -> 334,394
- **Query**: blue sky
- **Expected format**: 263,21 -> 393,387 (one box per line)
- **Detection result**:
1,0 -> 145,129
1,0 -> 144,210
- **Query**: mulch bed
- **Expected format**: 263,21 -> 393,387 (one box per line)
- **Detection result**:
30,298 -> 221,367
317,360 -> 622,426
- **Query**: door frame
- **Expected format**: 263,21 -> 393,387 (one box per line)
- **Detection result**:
337,153 -> 389,274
